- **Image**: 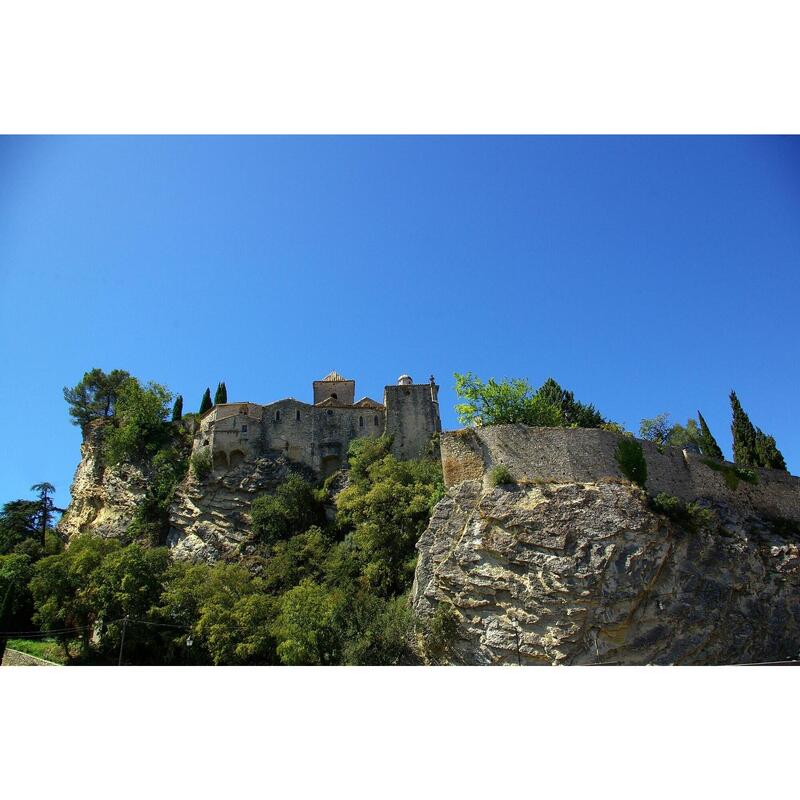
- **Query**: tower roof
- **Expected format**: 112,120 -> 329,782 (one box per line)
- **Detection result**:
319,370 -> 348,382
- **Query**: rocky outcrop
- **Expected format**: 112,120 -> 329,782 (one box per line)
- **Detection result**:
58,421 -> 315,561
167,456 -> 314,563
57,422 -> 150,542
412,478 -> 800,665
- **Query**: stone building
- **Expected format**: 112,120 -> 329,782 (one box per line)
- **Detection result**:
194,371 -> 441,477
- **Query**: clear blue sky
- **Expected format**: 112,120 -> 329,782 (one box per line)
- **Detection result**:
1,136 -> 798,509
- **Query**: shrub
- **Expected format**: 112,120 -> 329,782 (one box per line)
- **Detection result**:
251,474 -> 326,547
424,600 -> 459,662
191,450 -> 212,481
649,493 -> 717,534
488,464 -> 514,487
614,437 -> 647,488
701,457 -> 758,491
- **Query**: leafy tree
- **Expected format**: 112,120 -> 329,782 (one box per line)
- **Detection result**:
103,378 -> 173,465
272,579 -> 341,665
90,544 -> 172,663
730,391 -> 759,467
335,591 -> 412,665
0,554 -> 35,659
171,395 -> 183,422
214,382 -> 227,405
454,372 -> 562,427
754,428 -> 787,471
251,474 -> 326,546
199,387 -> 213,415
639,413 -> 673,447
63,368 -> 131,428
158,562 -> 278,665
30,535 -> 121,657
697,411 -> 724,460
261,526 -> 330,594
0,499 -> 40,555
128,447 -> 188,545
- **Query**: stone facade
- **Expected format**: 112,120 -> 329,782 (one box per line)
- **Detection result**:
194,372 -> 441,479
440,425 -> 800,523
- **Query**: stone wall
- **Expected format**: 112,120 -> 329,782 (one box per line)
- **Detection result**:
384,383 -> 440,460
2,648 -> 59,667
440,425 -> 800,523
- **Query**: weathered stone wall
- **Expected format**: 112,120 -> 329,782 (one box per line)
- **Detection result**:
313,378 -> 355,406
440,425 -> 800,523
384,383 -> 440,460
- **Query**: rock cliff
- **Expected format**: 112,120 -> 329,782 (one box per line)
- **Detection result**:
412,432 -> 800,665
57,422 -> 151,542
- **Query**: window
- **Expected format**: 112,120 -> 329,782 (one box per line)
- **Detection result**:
374,415 -> 379,426
330,392 -> 338,400
327,409 -> 333,416
296,409 -> 301,421
241,425 -> 247,432
275,410 -> 281,422
359,416 -> 364,428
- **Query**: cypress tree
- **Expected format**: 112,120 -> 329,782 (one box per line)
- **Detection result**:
729,391 -> 758,467
214,382 -> 227,405
754,428 -> 787,471
171,395 -> 183,422
199,388 -> 213,415
697,410 -> 724,460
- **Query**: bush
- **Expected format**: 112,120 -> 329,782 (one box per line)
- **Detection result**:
251,474 -> 326,547
701,457 -> 758,491
424,600 -> 459,662
488,464 -> 514,487
191,450 -> 212,481
649,493 -> 716,534
614,437 -> 647,487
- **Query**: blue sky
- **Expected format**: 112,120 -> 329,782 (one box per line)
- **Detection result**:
1,136 -> 798,509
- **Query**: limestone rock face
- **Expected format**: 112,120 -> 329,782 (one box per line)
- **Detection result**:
57,425 -> 150,542
412,479 -> 800,665
167,456 -> 313,563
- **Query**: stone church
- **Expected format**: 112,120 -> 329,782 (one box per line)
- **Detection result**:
194,371 -> 441,477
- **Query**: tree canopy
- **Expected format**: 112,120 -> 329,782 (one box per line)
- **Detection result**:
63,368 -> 131,428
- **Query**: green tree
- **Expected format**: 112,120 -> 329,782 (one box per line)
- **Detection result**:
0,499 -> 40,555
454,372 -> 562,427
158,562 -> 278,665
214,382 -> 228,405
30,482 -> 60,545
63,368 -> 131,428
199,387 -> 213,415
103,378 -> 173,465
273,579 -> 341,665
30,536 -> 121,657
697,411 -> 724,460
614,437 -> 648,488
0,553 -> 35,659
171,395 -> 183,422
262,526 -> 330,594
535,377 -> 606,428
251,474 -> 326,546
730,391 -> 759,467
754,428 -> 787,471
90,544 -> 172,663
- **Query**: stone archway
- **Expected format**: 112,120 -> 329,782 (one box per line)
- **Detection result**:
229,450 -> 245,469
213,451 -> 229,471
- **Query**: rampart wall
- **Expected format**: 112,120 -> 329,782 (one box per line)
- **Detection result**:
441,425 -> 800,523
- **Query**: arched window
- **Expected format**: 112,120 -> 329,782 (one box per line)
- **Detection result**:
275,409 -> 281,422
296,409 -> 301,421
359,416 -> 364,428
330,392 -> 338,400
374,415 -> 379,426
